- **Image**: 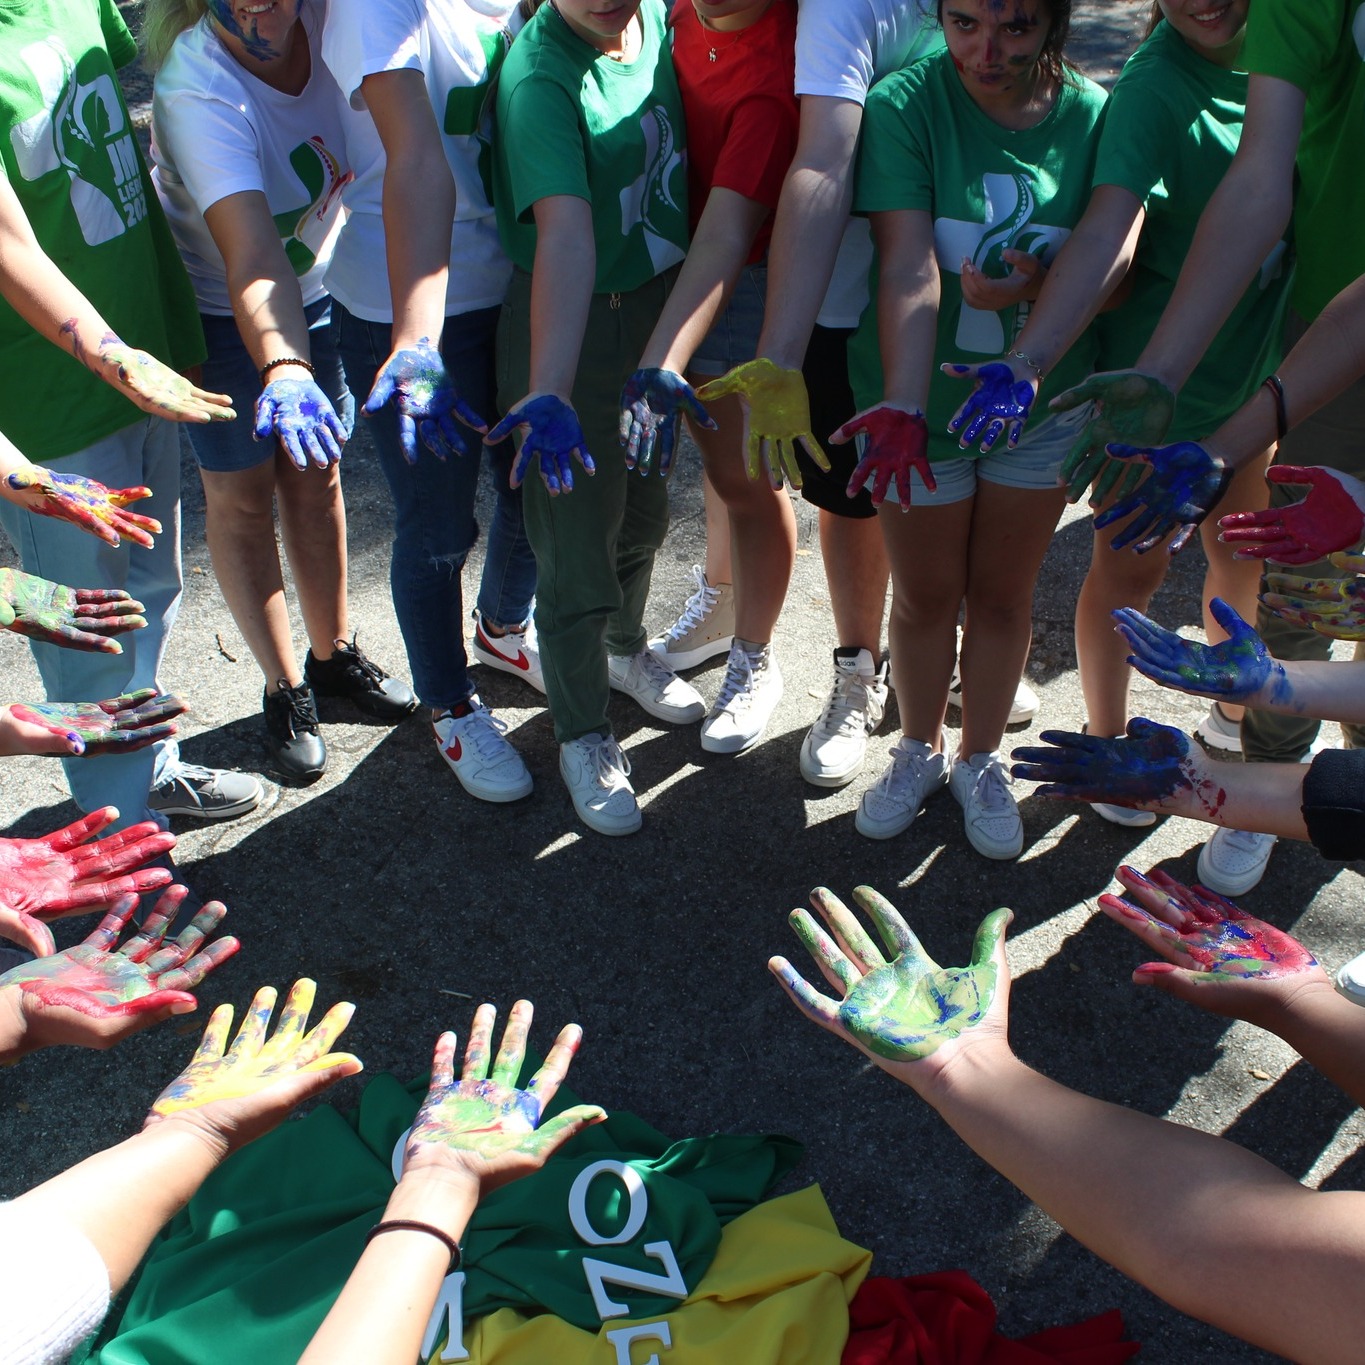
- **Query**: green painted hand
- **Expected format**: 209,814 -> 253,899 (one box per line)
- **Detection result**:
1051,370 -> 1176,506
7,690 -> 185,757
769,886 -> 1011,1078
91,335 -> 236,424
0,566 -> 146,652
404,999 -> 606,1194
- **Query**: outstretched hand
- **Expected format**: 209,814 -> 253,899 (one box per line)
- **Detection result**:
0,566 -> 147,652
0,888 -> 238,1054
1262,552 -> 1365,640
1050,370 -> 1176,506
255,378 -> 348,470
0,808 -> 175,956
696,358 -> 829,489
1093,440 -> 1232,554
768,884 -> 1011,1090
1218,466 -> 1365,566
1099,865 -> 1329,1025
487,393 -> 595,495
618,368 -> 715,477
87,336 -> 236,424
831,403 -> 933,508
3,466 -> 162,548
363,340 -> 487,463
147,978 -> 362,1154
942,361 -> 1036,452
1113,598 -> 1288,706
3,689 -> 185,758
402,999 -> 606,1196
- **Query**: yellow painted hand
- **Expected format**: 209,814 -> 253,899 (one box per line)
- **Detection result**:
697,359 -> 829,489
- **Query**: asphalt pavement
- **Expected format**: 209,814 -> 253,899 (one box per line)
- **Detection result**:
2,7 -> 1360,1360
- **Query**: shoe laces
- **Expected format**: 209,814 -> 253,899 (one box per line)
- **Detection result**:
163,762 -> 223,793
665,565 -> 719,641
454,703 -> 514,759
713,648 -> 764,711
632,648 -> 681,694
583,733 -> 632,785
275,682 -> 319,736
816,668 -> 873,738
876,740 -> 927,797
328,635 -> 388,685
1221,827 -> 1273,854
967,754 -> 1013,813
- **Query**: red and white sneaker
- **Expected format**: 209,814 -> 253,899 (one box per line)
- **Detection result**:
471,611 -> 546,694
432,698 -> 533,802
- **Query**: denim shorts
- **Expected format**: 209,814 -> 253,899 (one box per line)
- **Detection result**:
688,262 -> 767,377
187,295 -> 353,473
869,401 -> 1093,507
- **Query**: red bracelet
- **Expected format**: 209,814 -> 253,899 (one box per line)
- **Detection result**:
259,356 -> 315,384
1261,373 -> 1288,441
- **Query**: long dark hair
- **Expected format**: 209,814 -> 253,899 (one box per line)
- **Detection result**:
932,0 -> 1079,86
1145,1 -> 1163,37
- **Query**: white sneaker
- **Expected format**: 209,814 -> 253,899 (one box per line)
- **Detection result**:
1194,701 -> 1242,754
1090,801 -> 1157,828
1196,827 -> 1276,896
947,629 -> 1039,724
471,610 -> 546,695
608,649 -> 705,724
647,565 -> 735,670
800,648 -> 890,787
1335,949 -> 1365,1006
432,699 -> 532,803
950,750 -> 1023,860
701,643 -> 784,754
559,732 -> 641,836
856,737 -> 948,840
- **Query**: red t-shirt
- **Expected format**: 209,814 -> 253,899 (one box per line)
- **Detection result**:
669,0 -> 799,264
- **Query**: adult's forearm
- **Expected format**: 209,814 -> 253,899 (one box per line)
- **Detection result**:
528,228 -> 594,397
1157,757 -> 1309,839
383,152 -> 455,352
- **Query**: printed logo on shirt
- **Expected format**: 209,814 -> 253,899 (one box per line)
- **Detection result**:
271,136 -> 352,276
934,171 -> 1070,353
620,106 -> 685,272
9,37 -> 147,245
444,28 -> 512,137
1354,3 -> 1365,60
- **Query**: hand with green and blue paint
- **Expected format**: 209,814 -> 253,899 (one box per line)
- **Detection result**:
364,339 -> 487,463
255,377 -> 348,470
769,885 -> 1011,1085
1,690 -> 186,758
618,368 -> 715,477
1096,439 -> 1232,554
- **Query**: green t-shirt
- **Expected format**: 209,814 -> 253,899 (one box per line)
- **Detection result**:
849,52 -> 1108,462
1241,0 -> 1365,321
1093,20 -> 1291,443
492,0 -> 687,294
0,0 -> 204,459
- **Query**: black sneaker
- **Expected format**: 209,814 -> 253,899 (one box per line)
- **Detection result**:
305,636 -> 417,722
263,680 -> 327,783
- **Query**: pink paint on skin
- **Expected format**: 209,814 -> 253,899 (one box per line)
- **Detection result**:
1219,466 -> 1365,566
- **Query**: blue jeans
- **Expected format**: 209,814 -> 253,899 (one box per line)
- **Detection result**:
331,303 -> 535,709
0,416 -> 183,830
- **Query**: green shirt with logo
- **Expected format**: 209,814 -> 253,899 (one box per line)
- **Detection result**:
0,0 -> 204,459
492,0 -> 688,294
849,51 -> 1107,461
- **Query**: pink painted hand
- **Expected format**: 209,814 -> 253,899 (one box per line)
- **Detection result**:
2,690 -> 185,757
3,465 -> 162,548
1261,552 -> 1365,641
0,808 -> 175,956
1218,466 -> 1365,566
0,888 -> 238,1054
0,566 -> 147,653
830,404 -> 934,509
403,1000 -> 606,1196
147,979 -> 362,1153
1099,865 -> 1330,1026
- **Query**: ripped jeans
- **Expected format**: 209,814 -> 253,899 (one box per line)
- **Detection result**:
332,302 -> 536,709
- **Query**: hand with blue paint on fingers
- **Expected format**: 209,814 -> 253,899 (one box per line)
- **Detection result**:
1218,466 -> 1365,566
1050,369 -> 1176,505
2,464 -> 161,549
769,885 -> 1011,1089
1262,552 -> 1365,641
618,368 -> 715,477
1099,865 -> 1330,1026
255,378 -> 349,470
363,339 -> 487,463
831,403 -> 934,509
1094,440 -> 1232,554
942,360 -> 1037,452
1113,598 -> 1289,706
487,393 -> 595,495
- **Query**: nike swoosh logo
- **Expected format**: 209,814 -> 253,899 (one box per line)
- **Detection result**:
481,637 -> 530,672
444,738 -> 462,761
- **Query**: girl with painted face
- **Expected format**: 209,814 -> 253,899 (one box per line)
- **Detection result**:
837,0 -> 1107,862
145,0 -> 416,786
945,0 -> 1292,842
488,0 -> 694,837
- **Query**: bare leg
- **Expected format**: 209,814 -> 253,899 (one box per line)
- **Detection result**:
821,509 -> 889,653
200,462 -> 302,692
701,470 -> 733,588
273,449 -> 349,662
959,482 -> 1066,756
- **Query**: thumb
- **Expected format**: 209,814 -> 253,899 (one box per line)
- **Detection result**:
252,395 -> 275,442
1105,442 -> 1146,462
1265,464 -> 1314,490
828,414 -> 866,447
1048,378 -> 1095,412
1208,595 -> 1252,640
695,372 -> 738,402
485,406 -> 523,446
1,911 -> 56,958
683,388 -> 717,430
362,371 -> 394,416
970,907 -> 1013,970
526,1104 -> 608,1160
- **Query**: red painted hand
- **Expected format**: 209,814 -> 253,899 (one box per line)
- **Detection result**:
1218,466 -> 1365,565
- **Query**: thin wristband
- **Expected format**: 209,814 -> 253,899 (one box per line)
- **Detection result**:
365,1219 -> 462,1271
1008,348 -> 1045,380
1261,373 -> 1289,441
259,356 -> 315,384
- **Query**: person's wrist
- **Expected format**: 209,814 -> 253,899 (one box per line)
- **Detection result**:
912,1030 -> 1019,1111
0,983 -> 32,1062
387,1161 -> 481,1238
134,1110 -> 232,1170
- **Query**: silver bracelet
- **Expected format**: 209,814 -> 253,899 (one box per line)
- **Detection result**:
1008,348 -> 1045,379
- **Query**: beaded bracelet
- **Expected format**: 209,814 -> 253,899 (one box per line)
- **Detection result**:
365,1219 -> 462,1272
259,356 -> 315,384
1261,373 -> 1289,441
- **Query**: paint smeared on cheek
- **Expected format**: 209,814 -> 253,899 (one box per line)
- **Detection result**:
950,50 -> 966,70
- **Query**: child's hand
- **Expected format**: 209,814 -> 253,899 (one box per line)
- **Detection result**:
618,368 -> 714,477
3,466 -> 161,548
830,403 -> 933,509
255,378 -> 348,470
363,340 -> 487,463
959,249 -> 1047,312
1094,440 -> 1232,554
487,394 -> 595,495
942,361 -> 1037,452
1219,466 -> 1365,566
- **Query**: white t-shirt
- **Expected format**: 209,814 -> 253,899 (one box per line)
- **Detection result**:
794,0 -> 940,328
151,0 -> 354,316
321,0 -> 519,323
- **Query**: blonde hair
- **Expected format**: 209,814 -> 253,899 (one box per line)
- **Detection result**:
138,0 -> 210,72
